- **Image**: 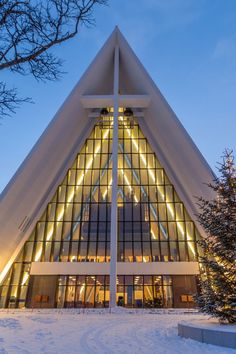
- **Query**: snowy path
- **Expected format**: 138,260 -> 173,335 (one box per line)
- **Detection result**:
0,310 -> 234,353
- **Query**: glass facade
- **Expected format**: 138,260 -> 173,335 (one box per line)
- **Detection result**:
24,274 -> 197,309
57,275 -> 173,308
0,111 -> 200,308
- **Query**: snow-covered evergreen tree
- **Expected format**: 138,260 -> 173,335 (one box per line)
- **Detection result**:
196,149 -> 236,324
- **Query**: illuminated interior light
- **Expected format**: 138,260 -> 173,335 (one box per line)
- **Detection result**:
21,273 -> 29,286
103,178 -> 112,198
151,229 -> 157,240
80,284 -> 85,295
120,170 -> 138,203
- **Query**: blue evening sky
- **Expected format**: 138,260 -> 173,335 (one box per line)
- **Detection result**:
1,0 -> 236,193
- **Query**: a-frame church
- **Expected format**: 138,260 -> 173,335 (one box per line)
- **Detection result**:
0,28 -> 215,309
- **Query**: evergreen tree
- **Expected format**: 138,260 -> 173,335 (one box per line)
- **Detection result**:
196,149 -> 236,324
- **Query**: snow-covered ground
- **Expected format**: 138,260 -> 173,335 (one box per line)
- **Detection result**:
0,309 -> 235,354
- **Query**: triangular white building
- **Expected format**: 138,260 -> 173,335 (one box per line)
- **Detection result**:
0,28 -> 215,309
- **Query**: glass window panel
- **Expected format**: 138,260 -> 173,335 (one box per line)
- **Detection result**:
45,221 -> 55,241
66,286 -> 75,306
79,242 -> 87,258
165,185 -> 173,202
97,242 -> 105,257
118,242 -> 124,261
147,154 -> 155,169
34,242 -> 43,262
101,139 -> 108,154
52,242 -> 61,261
169,241 -> 179,261
177,222 -> 185,240
156,170 -> 164,185
159,222 -> 168,241
134,286 -> 143,307
24,242 -> 34,262
106,242 -> 110,261
0,286 -> 9,308
36,222 -> 45,241
124,242 -> 133,261
140,169 -> 148,184
85,286 -> 95,307
77,154 -> 85,168
44,241 -> 52,261
143,276 -> 152,285
144,285 -> 153,306
58,186 -> 66,202
9,286 -> 18,305
133,242 -> 142,259
64,203 -> 73,221
160,242 -> 169,261
47,203 -> 56,221
152,242 -> 160,261
11,263 -> 22,285
175,203 -> 184,221
62,222 -> 72,241
125,276 -> 133,285
168,222 -> 177,240
163,276 -> 172,286
186,222 -> 194,241
72,221 -> 81,240
60,242 -> 69,261
66,186 -> 75,204
143,242 -> 151,257
88,242 -> 96,259
158,204 -> 167,221
68,169 -> 76,185
68,276 -> 76,286
58,276 -> 67,286
187,242 -> 196,261
74,186 -> 83,202
163,286 -> 173,307
82,187 -> 91,201
179,242 -> 187,261
166,203 -> 175,221
69,242 -> 78,261
156,186 -> 165,202
86,139 -> 94,154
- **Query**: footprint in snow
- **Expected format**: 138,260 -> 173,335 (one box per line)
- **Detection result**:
35,330 -> 53,339
0,319 -> 21,329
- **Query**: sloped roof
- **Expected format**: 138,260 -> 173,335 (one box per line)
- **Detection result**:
0,27 -> 215,282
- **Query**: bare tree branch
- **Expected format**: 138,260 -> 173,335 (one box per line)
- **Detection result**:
0,81 -> 32,117
0,0 -> 107,117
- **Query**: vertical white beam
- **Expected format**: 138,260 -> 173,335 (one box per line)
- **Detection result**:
109,43 -> 119,308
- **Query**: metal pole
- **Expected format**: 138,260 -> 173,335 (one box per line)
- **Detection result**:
109,42 -> 119,308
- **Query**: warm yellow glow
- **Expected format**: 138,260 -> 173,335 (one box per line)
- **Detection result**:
120,169 -> 138,203
33,127 -> 112,263
103,178 -> 113,199
120,116 -> 196,256
43,127 -> 110,244
80,284 -> 85,295
21,272 -> 29,286
151,229 -> 157,240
